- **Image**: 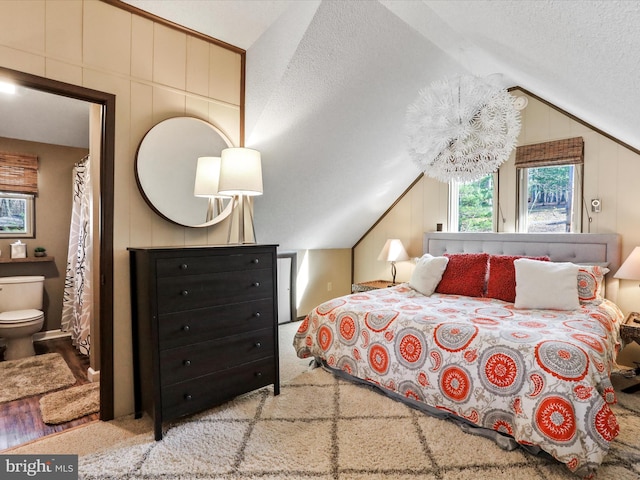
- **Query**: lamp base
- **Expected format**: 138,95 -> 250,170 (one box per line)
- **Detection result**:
227,194 -> 257,244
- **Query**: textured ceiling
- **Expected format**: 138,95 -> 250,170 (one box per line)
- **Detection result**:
5,0 -> 639,251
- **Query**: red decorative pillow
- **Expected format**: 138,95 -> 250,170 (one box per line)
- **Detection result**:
487,254 -> 549,303
435,253 -> 489,298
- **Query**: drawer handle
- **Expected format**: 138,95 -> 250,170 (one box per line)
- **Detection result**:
252,282 -> 260,287
254,312 -> 261,318
255,371 -> 262,378
184,394 -> 193,401
180,263 -> 188,270
255,342 -> 262,349
182,325 -> 191,332
252,258 -> 259,264
181,290 -> 189,296
183,360 -> 191,367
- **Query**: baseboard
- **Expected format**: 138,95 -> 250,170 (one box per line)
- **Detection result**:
87,367 -> 100,383
34,329 -> 71,342
0,329 -> 71,348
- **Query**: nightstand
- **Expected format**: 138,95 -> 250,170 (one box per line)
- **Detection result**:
620,312 -> 640,394
351,280 -> 398,293
621,312 -> 640,344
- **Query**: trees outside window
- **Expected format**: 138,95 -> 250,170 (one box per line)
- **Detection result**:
518,164 -> 581,232
449,174 -> 496,232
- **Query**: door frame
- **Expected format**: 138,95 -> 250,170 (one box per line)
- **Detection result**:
0,66 -> 115,420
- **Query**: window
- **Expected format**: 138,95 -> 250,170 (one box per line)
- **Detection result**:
449,173 -> 497,232
515,137 -> 583,233
0,151 -> 38,238
0,192 -> 35,238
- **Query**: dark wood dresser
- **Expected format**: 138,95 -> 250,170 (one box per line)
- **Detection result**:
128,244 -> 279,440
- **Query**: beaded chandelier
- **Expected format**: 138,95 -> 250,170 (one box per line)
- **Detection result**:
406,74 -> 521,183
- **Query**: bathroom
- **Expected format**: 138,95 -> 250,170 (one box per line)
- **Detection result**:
0,85 -> 100,448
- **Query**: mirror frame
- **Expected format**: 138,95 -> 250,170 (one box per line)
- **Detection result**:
135,117 -> 234,228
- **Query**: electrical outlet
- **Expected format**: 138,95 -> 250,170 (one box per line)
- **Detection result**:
327,282 -> 332,291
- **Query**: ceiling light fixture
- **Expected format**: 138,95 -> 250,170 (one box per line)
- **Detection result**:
405,74 -> 521,183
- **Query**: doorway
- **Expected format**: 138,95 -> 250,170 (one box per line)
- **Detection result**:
0,66 -> 115,425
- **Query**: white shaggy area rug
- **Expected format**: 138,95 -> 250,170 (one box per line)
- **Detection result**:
76,324 -> 640,479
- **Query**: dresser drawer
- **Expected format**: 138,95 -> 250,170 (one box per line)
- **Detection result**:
160,328 -> 274,386
158,299 -> 273,349
157,268 -> 273,313
156,252 -> 272,278
162,358 -> 275,420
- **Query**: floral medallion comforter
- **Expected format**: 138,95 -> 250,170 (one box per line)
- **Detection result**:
293,284 -> 625,477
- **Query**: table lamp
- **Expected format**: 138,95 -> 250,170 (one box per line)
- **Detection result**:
218,147 -> 263,244
377,239 -> 409,284
614,246 -> 640,285
194,156 -> 227,222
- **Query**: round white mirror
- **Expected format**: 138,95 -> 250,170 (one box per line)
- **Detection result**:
135,117 -> 234,227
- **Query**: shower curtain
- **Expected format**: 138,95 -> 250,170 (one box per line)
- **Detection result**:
61,155 -> 92,356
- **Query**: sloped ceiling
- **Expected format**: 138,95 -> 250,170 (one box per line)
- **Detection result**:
122,1 -> 640,250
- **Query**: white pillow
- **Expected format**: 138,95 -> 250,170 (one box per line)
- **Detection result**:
409,254 -> 449,296
514,258 -> 580,310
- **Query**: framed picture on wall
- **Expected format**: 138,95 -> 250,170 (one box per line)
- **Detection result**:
0,192 -> 35,238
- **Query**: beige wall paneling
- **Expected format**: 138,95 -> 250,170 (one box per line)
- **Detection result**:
83,1 -> 131,75
520,93 -> 548,142
186,36 -> 210,96
129,81 -> 154,248
297,249 -> 352,318
153,23 -> 186,90
0,1 -> 45,53
0,46 -> 45,77
209,46 -> 241,105
44,58 -> 83,86
499,155 -> 517,232
45,0 -> 82,62
209,102 -> 241,147
131,14 -> 154,81
408,179 -> 425,257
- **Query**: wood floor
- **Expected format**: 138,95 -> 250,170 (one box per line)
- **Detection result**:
0,337 -> 99,450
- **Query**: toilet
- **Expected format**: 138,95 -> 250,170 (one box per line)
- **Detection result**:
0,276 -> 45,361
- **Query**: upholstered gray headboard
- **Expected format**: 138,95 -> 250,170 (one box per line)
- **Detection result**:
423,233 -> 622,301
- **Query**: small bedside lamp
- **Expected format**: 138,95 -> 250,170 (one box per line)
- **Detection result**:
377,239 -> 409,284
614,246 -> 640,285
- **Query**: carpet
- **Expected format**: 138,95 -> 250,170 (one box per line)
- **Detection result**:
39,382 -> 100,425
0,353 -> 76,403
7,325 -> 640,479
76,371 -> 640,479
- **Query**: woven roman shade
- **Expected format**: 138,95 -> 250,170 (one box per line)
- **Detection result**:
515,137 -> 584,169
0,151 -> 38,194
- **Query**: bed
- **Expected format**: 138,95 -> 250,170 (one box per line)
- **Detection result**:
293,232 -> 625,478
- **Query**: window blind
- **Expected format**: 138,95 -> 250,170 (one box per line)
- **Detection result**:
515,137 -> 584,169
0,151 -> 38,194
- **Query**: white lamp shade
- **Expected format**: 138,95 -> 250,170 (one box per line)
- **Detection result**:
377,239 -> 409,262
194,157 -> 225,197
614,246 -> 640,280
218,147 -> 263,196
